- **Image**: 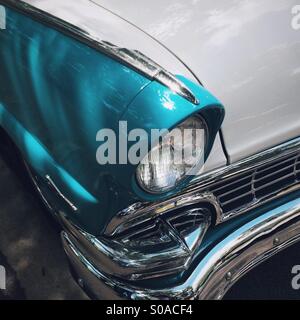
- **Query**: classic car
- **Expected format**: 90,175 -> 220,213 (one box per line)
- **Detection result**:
0,0 -> 299,300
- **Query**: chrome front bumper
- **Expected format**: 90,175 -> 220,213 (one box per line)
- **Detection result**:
61,197 -> 300,300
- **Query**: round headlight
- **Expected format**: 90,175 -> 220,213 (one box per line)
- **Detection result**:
136,115 -> 207,194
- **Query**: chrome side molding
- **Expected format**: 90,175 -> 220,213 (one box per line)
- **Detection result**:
45,175 -> 78,212
0,0 -> 199,105
102,47 -> 199,104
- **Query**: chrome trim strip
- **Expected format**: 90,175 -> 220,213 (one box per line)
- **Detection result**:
23,161 -> 54,213
106,136 -> 300,236
192,136 -> 300,187
45,175 -> 78,212
0,0 -> 199,105
62,197 -> 300,300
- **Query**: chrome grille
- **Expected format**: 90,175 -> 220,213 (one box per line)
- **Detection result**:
119,220 -> 174,247
208,152 -> 300,217
115,206 -> 212,245
166,207 -> 211,237
105,138 -> 300,240
101,140 -> 300,279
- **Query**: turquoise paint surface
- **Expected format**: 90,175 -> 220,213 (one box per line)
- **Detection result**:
0,102 -> 98,219
0,6 -> 224,234
0,7 -> 150,233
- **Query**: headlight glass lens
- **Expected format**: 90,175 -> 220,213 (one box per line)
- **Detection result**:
136,115 -> 207,193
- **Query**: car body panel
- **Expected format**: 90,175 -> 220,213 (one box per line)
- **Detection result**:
18,0 -> 198,82
1,0 -> 228,173
0,6 -> 149,234
97,0 -> 300,162
0,0 -> 299,300
0,5 -> 224,234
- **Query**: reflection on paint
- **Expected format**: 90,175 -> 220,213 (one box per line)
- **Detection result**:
23,130 -> 98,204
1,102 -> 98,205
0,5 -> 5,30
58,167 -> 98,204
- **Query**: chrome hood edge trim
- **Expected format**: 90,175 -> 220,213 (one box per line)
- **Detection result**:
1,0 -> 198,104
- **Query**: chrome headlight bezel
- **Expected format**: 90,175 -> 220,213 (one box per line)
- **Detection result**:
136,115 -> 208,194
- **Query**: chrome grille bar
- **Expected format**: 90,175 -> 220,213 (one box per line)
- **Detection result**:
214,151 -> 300,215
209,151 -> 300,216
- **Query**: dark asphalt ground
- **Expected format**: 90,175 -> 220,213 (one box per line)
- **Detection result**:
0,143 -> 300,300
0,149 -> 87,300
